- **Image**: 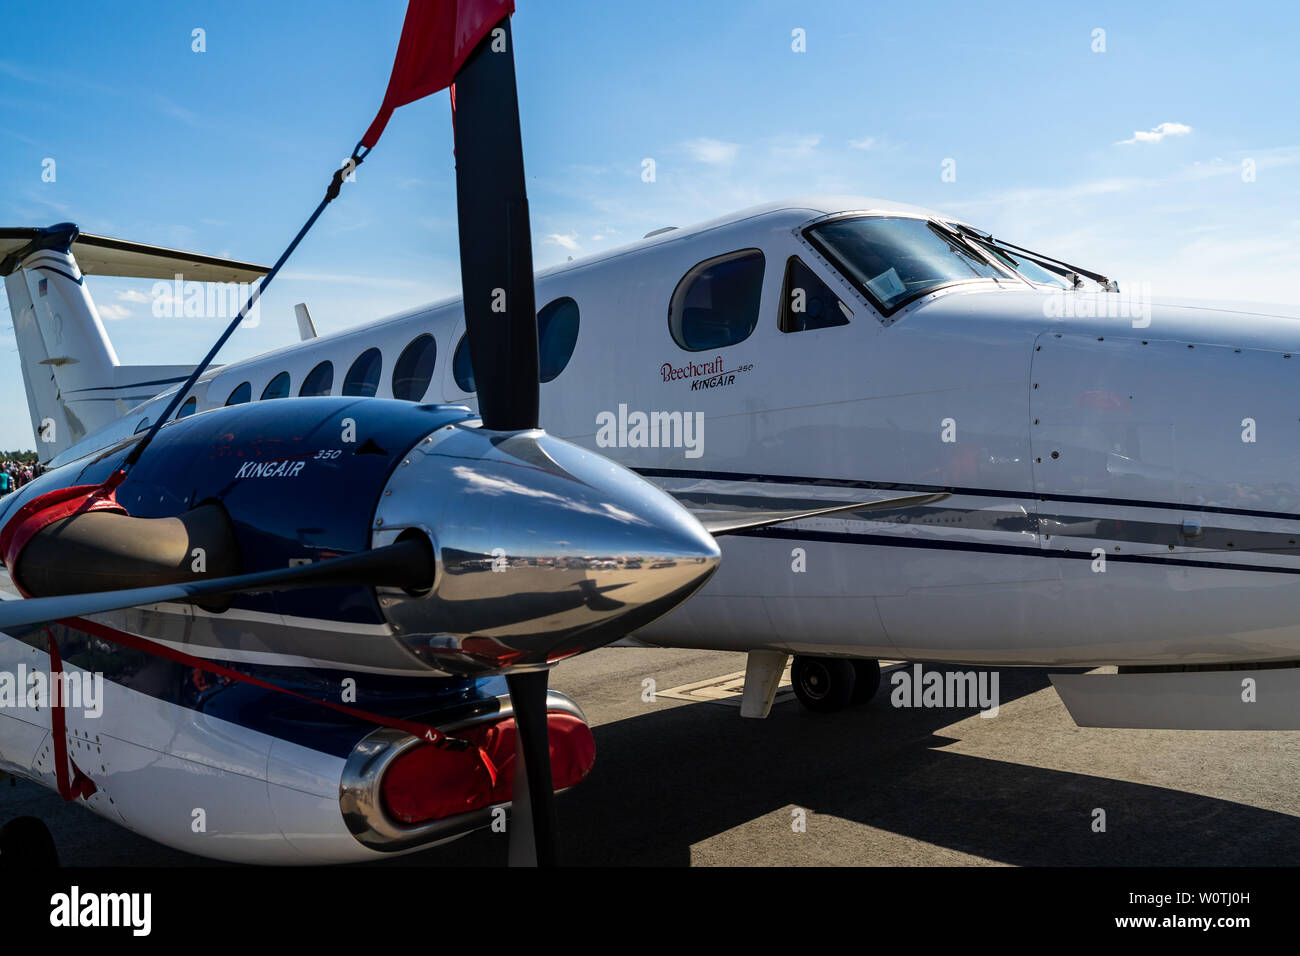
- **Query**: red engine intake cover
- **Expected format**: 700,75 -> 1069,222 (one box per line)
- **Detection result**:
381,711 -> 595,825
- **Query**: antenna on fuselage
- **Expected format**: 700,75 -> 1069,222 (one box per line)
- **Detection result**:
294,303 -> 318,341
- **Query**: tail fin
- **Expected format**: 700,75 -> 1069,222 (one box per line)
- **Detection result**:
1,224 -> 268,460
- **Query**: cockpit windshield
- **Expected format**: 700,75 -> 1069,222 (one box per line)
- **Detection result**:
804,216 -> 1008,314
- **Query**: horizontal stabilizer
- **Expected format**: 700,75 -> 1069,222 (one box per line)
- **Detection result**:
1052,667 -> 1300,730
1,225 -> 269,282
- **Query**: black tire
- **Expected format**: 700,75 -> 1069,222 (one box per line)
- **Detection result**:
0,816 -> 58,868
791,656 -> 857,713
851,659 -> 882,705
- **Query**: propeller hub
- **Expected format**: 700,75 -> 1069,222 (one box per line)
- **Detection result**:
372,423 -> 720,674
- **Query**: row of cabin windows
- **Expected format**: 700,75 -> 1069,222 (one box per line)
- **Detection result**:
169,299 -> 582,421
216,336 -> 431,412
166,258 -> 832,425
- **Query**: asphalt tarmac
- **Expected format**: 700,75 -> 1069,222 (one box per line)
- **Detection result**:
4,646 -> 1299,866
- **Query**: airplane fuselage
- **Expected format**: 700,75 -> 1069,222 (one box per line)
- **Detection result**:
51,197 -> 1300,668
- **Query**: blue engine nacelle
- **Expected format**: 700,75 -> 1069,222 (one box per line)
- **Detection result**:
3,398 -> 474,630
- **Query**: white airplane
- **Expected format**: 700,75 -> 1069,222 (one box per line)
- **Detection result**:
4,10 -> 1299,868
0,10 -> 937,867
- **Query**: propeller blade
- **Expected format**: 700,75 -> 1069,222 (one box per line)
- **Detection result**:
505,669 -> 559,867
694,492 -> 952,536
0,537 -> 433,632
452,15 -> 539,432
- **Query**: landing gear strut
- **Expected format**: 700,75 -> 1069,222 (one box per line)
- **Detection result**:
0,816 -> 58,867
791,656 -> 881,713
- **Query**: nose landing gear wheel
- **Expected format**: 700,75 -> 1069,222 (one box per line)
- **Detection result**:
0,816 -> 58,868
791,656 -> 857,713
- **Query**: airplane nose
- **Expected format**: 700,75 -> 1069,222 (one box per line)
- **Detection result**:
370,424 -> 720,673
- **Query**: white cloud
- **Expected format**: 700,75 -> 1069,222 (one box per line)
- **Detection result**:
681,137 -> 739,165
771,134 -> 822,161
848,136 -> 878,151
115,289 -> 151,303
1117,121 -> 1192,145
543,232 -> 580,251
97,303 -> 131,320
949,146 -> 1300,214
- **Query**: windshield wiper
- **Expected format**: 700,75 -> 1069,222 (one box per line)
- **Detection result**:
925,220 -> 1021,279
951,224 -> 1117,291
927,219 -> 994,260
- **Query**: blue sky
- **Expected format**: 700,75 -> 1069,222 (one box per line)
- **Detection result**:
1,0 -> 1298,449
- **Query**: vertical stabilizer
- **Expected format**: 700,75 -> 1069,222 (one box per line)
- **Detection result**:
1,223 -> 269,462
3,224 -> 119,458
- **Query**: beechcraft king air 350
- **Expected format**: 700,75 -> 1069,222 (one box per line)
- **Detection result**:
3,4 -> 1300,868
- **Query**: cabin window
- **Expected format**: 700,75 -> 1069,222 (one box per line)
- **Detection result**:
392,334 -> 437,401
668,249 -> 764,351
343,348 -> 383,397
300,360 -> 334,397
538,297 -> 580,382
225,381 -> 251,405
134,417 -> 151,434
176,396 -> 198,419
779,256 -> 851,333
452,333 -> 476,393
452,294 -> 581,393
261,371 -> 291,400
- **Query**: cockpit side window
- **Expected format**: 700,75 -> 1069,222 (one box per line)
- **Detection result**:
779,256 -> 851,333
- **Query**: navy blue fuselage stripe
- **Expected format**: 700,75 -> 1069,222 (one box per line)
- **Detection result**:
64,376 -> 191,395
741,525 -> 1300,575
636,467 -> 1300,523
30,265 -> 83,285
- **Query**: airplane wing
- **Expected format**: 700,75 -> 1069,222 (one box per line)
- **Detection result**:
690,492 -> 950,536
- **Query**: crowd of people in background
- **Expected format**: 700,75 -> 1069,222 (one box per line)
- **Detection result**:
0,459 -> 39,496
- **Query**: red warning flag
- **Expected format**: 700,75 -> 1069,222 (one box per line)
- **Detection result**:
361,0 -> 515,148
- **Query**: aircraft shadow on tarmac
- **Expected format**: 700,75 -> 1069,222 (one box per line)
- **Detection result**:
7,666 -> 1297,866
382,665 -> 1300,867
